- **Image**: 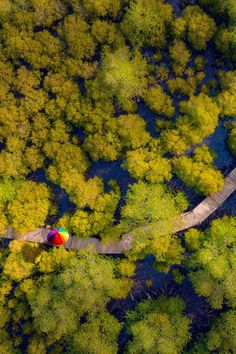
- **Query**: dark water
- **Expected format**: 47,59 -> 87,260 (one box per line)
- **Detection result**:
86,160 -> 133,192
137,102 -> 160,137
86,160 -> 136,219
200,191 -> 236,230
27,169 -> 77,223
108,28 -> 235,352
109,255 -> 217,353
183,119 -> 236,172
168,176 -> 204,210
166,0 -> 196,16
204,119 -> 236,173
71,125 -> 86,144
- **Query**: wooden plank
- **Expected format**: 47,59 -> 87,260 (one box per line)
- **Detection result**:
211,178 -> 236,205
0,167 -> 235,254
196,197 -> 219,212
181,212 -> 200,229
228,169 -> 236,184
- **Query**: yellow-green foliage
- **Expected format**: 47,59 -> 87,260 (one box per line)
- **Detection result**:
117,114 -> 151,149
124,145 -> 172,183
167,77 -> 191,96
172,17 -> 186,39
143,85 -> 175,118
184,228 -> 204,251
183,5 -> 216,50
2,241 -> 42,281
161,93 -> 220,155
126,296 -> 191,354
200,0 -> 236,24
118,259 -> 136,277
0,7 -> 234,349
206,310 -> 236,353
194,55 -> 205,71
169,40 -> 191,75
101,47 -> 147,111
200,0 -> 236,61
0,246 -> 132,352
186,217 -> 236,309
172,269 -> 185,284
121,0 -> 173,48
29,0 -> 67,26
215,27 -> 236,62
216,71 -> 236,118
82,0 -> 121,18
229,125 -> 236,156
0,208 -> 7,234
0,0 -> 11,20
118,181 -> 188,271
68,311 -> 122,354
91,20 -> 125,52
173,145 -> 224,196
56,180 -> 121,239
59,13 -> 96,60
187,310 -> 236,354
83,113 -> 151,161
7,181 -> 52,234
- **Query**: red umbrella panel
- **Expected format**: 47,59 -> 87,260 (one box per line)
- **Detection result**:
47,228 -> 69,245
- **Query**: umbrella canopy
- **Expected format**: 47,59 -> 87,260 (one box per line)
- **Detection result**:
47,228 -> 69,245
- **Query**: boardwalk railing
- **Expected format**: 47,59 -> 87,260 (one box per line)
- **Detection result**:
1,168 -> 236,254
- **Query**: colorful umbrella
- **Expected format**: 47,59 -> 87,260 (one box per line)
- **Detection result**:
47,228 -> 69,245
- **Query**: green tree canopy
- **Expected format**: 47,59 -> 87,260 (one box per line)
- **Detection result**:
82,0 -> 121,18
143,85 -> 175,118
126,296 -> 191,354
185,217 -> 236,309
101,47 -> 147,111
118,181 -> 188,271
121,0 -> 173,48
229,124 -> 236,156
7,181 -> 52,234
188,310 -> 236,354
68,310 -> 122,354
173,146 -> 224,196
57,181 -> 121,239
59,13 -> 96,60
160,93 -> 220,155
169,40 -> 191,75
183,5 -> 216,50
216,70 -> 236,118
123,143 -> 172,184
0,245 -> 132,353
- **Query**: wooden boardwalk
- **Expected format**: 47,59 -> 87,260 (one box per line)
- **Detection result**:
1,168 -> 236,254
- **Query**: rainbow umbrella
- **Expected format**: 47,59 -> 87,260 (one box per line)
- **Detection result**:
47,228 -> 69,246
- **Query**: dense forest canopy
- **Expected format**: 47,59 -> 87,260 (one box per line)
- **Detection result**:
0,0 -> 235,353
0,0 -> 235,238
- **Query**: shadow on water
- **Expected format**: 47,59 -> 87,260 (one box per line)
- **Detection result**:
167,176 -> 204,210
109,255 -> 217,353
27,169 -> 77,224
0,143 -> 5,152
204,119 -> 236,173
182,118 -> 236,173
71,125 -> 86,144
137,101 -> 160,138
166,0 -> 196,17
86,160 -> 136,219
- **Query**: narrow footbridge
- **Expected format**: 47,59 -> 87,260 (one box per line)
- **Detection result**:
1,168 -> 236,254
